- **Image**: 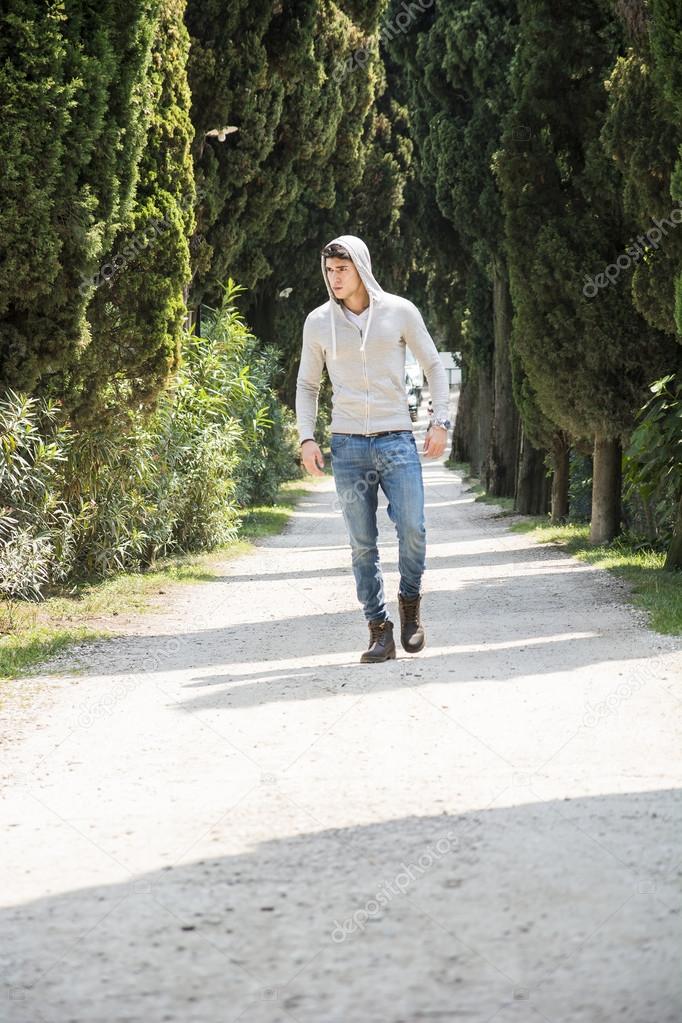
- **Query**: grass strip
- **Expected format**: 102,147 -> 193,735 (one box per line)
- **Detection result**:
0,480 -> 312,680
511,519 -> 682,636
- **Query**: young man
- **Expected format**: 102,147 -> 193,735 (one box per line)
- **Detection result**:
296,235 -> 451,663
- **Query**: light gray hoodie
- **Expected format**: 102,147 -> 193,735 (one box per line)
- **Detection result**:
295,234 -> 450,442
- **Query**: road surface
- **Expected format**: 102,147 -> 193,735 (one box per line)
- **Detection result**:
2,407 -> 681,1023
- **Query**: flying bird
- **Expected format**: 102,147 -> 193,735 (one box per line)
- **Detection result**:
204,126 -> 239,142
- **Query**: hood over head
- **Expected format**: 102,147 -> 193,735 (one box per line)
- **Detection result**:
321,234 -> 384,360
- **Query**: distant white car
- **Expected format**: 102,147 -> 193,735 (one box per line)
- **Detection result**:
405,348 -> 424,403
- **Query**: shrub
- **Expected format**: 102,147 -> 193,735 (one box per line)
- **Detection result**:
0,283 -> 299,602
0,392 -> 87,599
197,282 -> 301,508
625,374 -> 682,568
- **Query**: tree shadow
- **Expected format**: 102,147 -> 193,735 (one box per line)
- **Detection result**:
209,541 -> 579,586
51,561 -> 660,706
3,791 -> 680,1023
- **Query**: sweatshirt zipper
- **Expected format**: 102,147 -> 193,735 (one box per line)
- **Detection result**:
360,333 -> 369,433
343,299 -> 374,433
360,298 -> 374,433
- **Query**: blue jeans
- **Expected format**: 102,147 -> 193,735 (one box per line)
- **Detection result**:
330,430 -> 426,623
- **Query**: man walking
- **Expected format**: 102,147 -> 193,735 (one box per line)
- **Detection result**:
296,235 -> 451,663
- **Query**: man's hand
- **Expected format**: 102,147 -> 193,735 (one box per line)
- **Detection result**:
300,440 -> 326,476
423,425 -> 448,459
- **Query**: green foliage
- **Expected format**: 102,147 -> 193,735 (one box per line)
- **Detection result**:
77,0 -> 196,421
650,0 -> 682,333
601,7 -> 682,336
185,0 -> 416,403
0,392 -> 85,600
0,284 -> 299,601
496,0 -> 676,442
3,0 -> 681,594
625,374 -> 682,550
187,0 -> 382,300
385,0 -> 475,348
195,282 -> 301,508
568,452 -> 593,523
0,1 -> 161,398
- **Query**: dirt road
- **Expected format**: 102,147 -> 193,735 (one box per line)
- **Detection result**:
2,411 -> 681,1023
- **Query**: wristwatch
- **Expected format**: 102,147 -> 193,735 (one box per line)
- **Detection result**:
431,417 -> 451,430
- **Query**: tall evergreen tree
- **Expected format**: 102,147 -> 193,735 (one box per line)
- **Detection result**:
388,0 -> 535,501
76,0 -> 196,421
606,0 -> 682,568
496,0 -> 677,542
0,1 -> 161,399
602,1 -> 682,335
184,0 -> 404,402
259,47 -> 417,403
186,2 -> 383,300
650,0 -> 682,332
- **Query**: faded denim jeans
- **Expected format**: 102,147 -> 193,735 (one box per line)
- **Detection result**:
330,430 -> 426,623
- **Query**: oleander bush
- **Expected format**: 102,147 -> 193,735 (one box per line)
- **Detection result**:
0,283 -> 299,602
625,374 -> 682,569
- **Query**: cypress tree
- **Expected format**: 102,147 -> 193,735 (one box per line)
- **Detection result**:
496,0 -> 677,542
269,34 -> 419,403
184,0 -> 396,400
650,0 -> 682,333
602,2 -> 682,336
388,0 -> 525,497
186,2 -> 383,300
76,0 -> 196,421
0,1 -> 160,399
606,0 -> 682,567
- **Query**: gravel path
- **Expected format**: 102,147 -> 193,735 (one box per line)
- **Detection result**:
2,407 -> 682,1023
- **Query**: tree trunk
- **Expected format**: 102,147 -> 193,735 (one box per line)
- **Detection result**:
451,363 -> 474,465
486,259 -> 519,497
515,428 -> 550,515
247,285 -> 277,345
664,492 -> 682,571
476,360 -> 494,481
550,432 -> 570,523
590,434 -> 622,545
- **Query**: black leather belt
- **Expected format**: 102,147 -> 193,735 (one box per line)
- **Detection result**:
340,430 -> 406,437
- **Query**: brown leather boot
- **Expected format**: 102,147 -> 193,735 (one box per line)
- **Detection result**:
398,592 -> 425,653
360,618 -> 396,663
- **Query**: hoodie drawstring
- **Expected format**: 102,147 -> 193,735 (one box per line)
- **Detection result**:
331,305 -> 337,361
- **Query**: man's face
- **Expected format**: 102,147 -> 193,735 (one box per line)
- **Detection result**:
325,257 -> 362,301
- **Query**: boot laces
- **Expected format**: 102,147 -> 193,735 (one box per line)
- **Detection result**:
369,619 -> 388,642
400,594 -> 420,624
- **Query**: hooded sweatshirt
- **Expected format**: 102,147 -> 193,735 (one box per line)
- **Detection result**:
295,234 -> 450,442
